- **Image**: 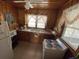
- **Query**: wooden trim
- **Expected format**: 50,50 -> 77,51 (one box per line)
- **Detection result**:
63,0 -> 72,8
60,38 -> 78,56
66,26 -> 79,30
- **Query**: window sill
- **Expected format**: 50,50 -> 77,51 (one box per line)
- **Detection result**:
18,28 -> 52,35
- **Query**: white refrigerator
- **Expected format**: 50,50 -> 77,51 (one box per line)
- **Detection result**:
0,21 -> 13,59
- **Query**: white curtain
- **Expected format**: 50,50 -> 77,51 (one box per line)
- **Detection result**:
64,3 -> 79,25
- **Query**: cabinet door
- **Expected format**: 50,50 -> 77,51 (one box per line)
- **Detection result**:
0,37 -> 13,59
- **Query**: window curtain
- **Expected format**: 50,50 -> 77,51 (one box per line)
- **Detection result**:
64,3 -> 79,25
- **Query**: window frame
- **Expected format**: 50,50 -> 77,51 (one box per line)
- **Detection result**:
27,14 -> 47,29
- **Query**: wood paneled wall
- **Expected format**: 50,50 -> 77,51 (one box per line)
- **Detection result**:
0,1 -> 18,30
17,9 -> 25,27
17,9 -> 58,30
0,1 -> 58,30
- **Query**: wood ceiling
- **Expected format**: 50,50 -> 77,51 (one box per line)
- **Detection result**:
4,0 -> 70,9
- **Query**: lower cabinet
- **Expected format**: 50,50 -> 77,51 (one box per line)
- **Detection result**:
31,33 -> 44,44
17,31 -> 32,42
17,31 -> 56,44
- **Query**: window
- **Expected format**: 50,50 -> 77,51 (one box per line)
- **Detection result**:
63,3 -> 79,38
62,17 -> 79,39
63,27 -> 79,39
27,15 -> 47,29
28,15 -> 36,27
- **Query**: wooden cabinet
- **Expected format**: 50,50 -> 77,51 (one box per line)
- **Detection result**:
17,30 -> 56,44
17,31 -> 44,44
17,31 -> 33,42
31,33 -> 43,44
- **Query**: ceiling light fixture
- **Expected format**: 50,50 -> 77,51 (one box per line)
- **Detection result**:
24,1 -> 33,10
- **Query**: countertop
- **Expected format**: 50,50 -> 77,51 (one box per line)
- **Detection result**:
18,28 -> 53,35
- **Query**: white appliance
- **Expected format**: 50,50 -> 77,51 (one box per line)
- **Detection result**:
43,39 -> 67,59
0,21 -> 13,59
